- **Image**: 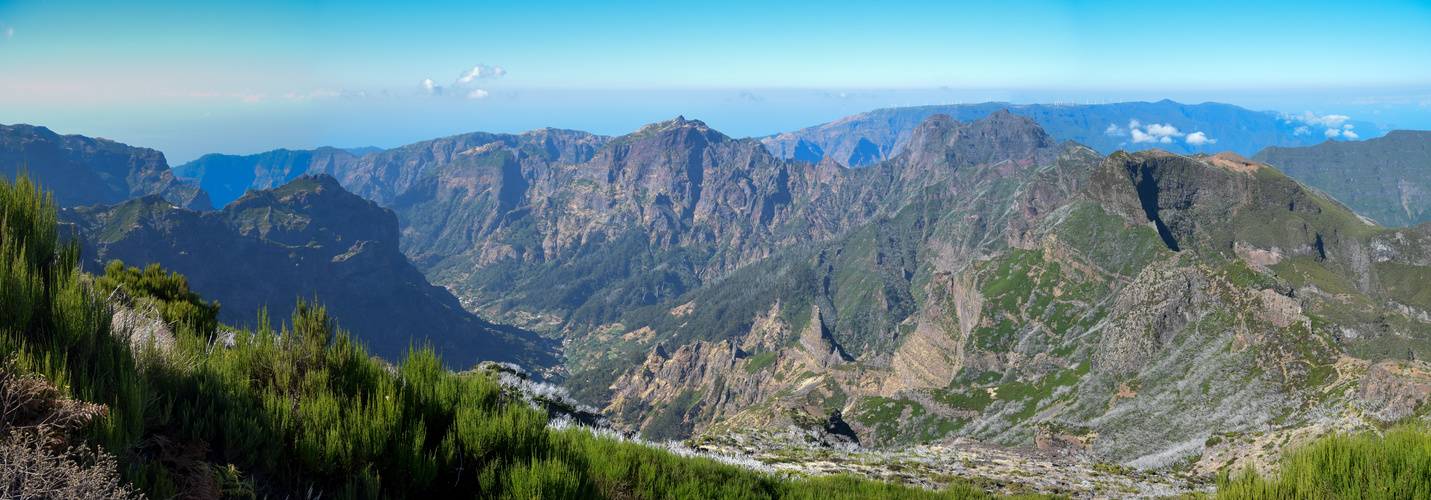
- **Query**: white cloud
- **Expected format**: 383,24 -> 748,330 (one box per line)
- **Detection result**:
5,27 -> 12,38
1293,126 -> 1310,136
1123,119 -> 1191,145
1343,124 -> 1353,130
1286,111 -> 1351,128
1186,132 -> 1216,146
1145,123 -> 1184,138
420,78 -> 442,95
1342,130 -> 1359,140
456,64 -> 505,85
1325,128 -> 1341,138
467,89 -> 489,99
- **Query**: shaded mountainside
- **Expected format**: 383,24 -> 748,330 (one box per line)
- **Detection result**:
0,123 -> 212,209
175,128 -> 608,207
1253,130 -> 1431,228
61,174 -> 558,372
558,119 -> 1431,470
762,100 -> 1383,167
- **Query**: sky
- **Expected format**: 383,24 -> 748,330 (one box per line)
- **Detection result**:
2,0 -> 1430,164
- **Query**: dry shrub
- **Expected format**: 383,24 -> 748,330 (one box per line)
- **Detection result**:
0,432 -> 143,499
0,357 -> 141,499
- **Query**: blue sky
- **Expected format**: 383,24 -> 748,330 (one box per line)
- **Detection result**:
2,0 -> 1429,163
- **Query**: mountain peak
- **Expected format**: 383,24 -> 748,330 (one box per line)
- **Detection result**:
608,116 -> 729,147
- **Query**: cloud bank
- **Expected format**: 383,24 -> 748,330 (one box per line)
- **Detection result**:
1108,119 -> 1213,147
1284,111 -> 1351,129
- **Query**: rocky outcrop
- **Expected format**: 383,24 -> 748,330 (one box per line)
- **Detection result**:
0,123 -> 211,210
1357,360 -> 1431,422
1095,260 -> 1210,374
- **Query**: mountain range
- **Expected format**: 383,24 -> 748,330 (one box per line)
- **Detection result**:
6,101 -> 1431,474
151,110 -> 1431,469
761,100 -> 1383,167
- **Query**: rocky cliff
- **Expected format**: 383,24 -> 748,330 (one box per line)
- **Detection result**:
0,123 -> 211,210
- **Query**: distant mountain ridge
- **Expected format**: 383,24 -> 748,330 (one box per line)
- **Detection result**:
1253,130 -> 1431,228
61,174 -> 558,372
175,128 -> 608,206
174,147 -> 362,207
761,100 -> 1384,167
0,123 -> 212,209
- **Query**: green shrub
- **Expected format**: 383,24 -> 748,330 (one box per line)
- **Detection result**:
1217,423 -> 1431,499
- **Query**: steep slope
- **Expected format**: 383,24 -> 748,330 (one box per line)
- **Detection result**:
1253,130 -> 1431,227
762,100 -> 1383,167
574,124 -> 1431,470
61,174 -> 558,372
0,123 -> 212,209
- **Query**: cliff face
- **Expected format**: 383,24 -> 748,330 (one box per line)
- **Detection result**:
61,174 -> 558,372
0,123 -> 212,210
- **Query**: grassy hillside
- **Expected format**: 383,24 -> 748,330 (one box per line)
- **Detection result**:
1217,423 -> 1431,499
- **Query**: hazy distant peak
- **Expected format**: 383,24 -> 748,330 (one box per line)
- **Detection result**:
338,146 -> 385,157
608,115 -> 730,147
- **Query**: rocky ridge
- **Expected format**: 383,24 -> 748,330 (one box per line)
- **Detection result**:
0,123 -> 211,210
